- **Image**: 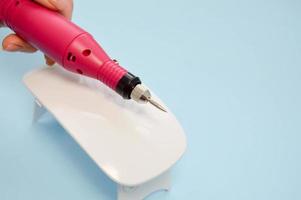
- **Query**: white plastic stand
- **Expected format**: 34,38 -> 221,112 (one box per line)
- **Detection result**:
117,171 -> 171,200
33,99 -> 47,123
24,66 -> 186,200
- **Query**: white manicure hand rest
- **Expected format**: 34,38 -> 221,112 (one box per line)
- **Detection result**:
23,65 -> 187,187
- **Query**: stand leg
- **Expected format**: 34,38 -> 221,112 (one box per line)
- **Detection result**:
33,99 -> 47,123
117,170 -> 171,200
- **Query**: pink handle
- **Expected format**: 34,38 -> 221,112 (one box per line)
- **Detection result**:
0,0 -> 127,89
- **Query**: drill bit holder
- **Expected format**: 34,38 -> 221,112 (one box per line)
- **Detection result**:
23,65 -> 187,200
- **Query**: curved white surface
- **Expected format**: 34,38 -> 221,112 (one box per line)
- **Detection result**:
23,66 -> 187,186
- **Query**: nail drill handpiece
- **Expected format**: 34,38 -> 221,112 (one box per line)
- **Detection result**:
0,0 -> 166,112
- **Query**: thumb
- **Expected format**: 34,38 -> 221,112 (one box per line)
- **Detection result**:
34,0 -> 73,19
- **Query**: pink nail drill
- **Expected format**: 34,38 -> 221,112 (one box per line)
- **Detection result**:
0,0 -> 167,112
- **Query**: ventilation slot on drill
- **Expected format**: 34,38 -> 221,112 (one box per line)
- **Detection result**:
67,52 -> 76,62
82,49 -> 91,56
76,69 -> 83,74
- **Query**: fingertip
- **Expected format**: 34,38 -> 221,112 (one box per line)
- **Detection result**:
44,55 -> 56,66
2,34 -> 37,53
2,35 -> 23,52
3,44 -> 23,52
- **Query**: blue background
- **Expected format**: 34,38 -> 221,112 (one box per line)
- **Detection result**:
0,0 -> 300,199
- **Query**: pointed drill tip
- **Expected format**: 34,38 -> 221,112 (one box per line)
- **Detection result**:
148,98 -> 168,112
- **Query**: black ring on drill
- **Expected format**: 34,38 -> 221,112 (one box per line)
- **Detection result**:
116,72 -> 141,99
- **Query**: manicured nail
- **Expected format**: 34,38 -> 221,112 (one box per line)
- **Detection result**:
46,60 -> 55,66
44,55 -> 55,66
4,44 -> 22,51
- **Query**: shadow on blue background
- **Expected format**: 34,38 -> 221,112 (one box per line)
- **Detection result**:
0,0 -> 301,199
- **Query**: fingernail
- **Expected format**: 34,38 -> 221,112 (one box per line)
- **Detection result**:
46,59 -> 54,66
46,60 -> 55,66
45,56 -> 55,66
4,44 -> 22,51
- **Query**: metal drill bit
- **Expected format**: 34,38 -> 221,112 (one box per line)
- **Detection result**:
148,97 -> 167,112
131,84 -> 168,112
